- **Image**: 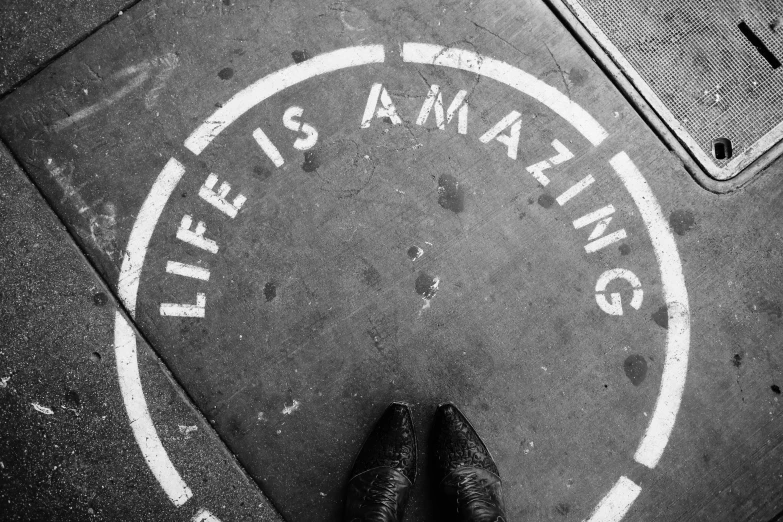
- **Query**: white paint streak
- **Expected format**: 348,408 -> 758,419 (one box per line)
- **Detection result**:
144,53 -> 180,109
45,159 -> 117,257
401,43 -> 608,146
166,261 -> 210,281
53,53 -> 179,131
192,508 -> 223,522
185,45 -> 385,154
160,293 -> 206,318
585,476 -> 641,522
32,403 -> 54,415
51,70 -> 150,132
252,127 -> 285,167
199,174 -> 246,218
114,311 -> 192,506
178,425 -> 198,438
556,174 -> 594,205
117,158 -> 185,316
282,399 -> 301,415
610,152 -> 690,469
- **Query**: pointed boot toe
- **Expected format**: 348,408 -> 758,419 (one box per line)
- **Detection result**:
431,403 -> 507,522
344,402 -> 417,522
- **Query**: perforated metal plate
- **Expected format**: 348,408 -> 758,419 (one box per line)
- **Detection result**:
562,0 -> 783,182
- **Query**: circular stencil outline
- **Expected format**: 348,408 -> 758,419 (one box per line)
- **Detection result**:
113,43 -> 690,521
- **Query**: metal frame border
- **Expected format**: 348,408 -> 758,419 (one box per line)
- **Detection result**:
544,0 -> 783,194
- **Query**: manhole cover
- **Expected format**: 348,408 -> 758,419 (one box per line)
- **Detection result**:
558,0 -> 783,184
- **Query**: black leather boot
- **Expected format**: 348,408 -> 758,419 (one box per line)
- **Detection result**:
431,403 -> 507,522
344,402 -> 418,522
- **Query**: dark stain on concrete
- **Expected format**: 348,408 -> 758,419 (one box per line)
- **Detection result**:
217,67 -> 234,80
652,305 -> 668,329
64,389 -> 80,408
537,193 -> 555,208
252,165 -> 272,181
291,50 -> 309,63
569,67 -> 588,86
518,211 -> 526,219
381,116 -> 393,124
669,209 -> 695,235
362,264 -> 381,289
732,353 -> 742,367
772,384 -> 781,394
415,272 -> 438,299
747,297 -> 782,320
619,244 -> 631,256
302,150 -> 319,172
555,503 -> 571,517
263,282 -> 276,302
222,0 -> 231,5
92,291 -> 108,306
623,354 -> 648,386
437,173 -> 464,213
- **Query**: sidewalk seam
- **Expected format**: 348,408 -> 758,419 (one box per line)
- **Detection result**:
0,137 -> 285,521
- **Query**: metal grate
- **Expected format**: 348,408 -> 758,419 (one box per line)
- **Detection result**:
563,0 -> 783,181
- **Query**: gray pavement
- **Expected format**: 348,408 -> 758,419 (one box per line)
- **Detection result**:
0,0 -> 136,93
1,6 -> 276,521
2,1 -> 783,521
0,142 -> 283,520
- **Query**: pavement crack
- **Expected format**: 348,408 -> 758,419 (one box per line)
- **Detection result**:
84,63 -> 103,81
543,43 -> 571,100
470,20 -> 530,59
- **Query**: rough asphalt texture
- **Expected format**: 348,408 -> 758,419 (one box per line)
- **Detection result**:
0,0 -> 139,94
0,145 -> 283,521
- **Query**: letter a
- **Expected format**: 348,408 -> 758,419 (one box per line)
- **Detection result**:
479,111 -> 522,159
360,83 -> 402,128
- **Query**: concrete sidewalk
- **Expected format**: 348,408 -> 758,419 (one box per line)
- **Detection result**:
2,1 -> 783,521
0,5 -> 282,521
0,144 -> 283,521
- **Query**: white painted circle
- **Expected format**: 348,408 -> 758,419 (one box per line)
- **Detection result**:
113,43 -> 690,521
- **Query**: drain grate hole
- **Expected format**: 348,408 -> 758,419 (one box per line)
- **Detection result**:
713,137 -> 733,160
738,21 -> 781,69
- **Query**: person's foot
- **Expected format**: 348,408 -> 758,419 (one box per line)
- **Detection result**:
344,402 -> 417,522
431,403 -> 507,522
